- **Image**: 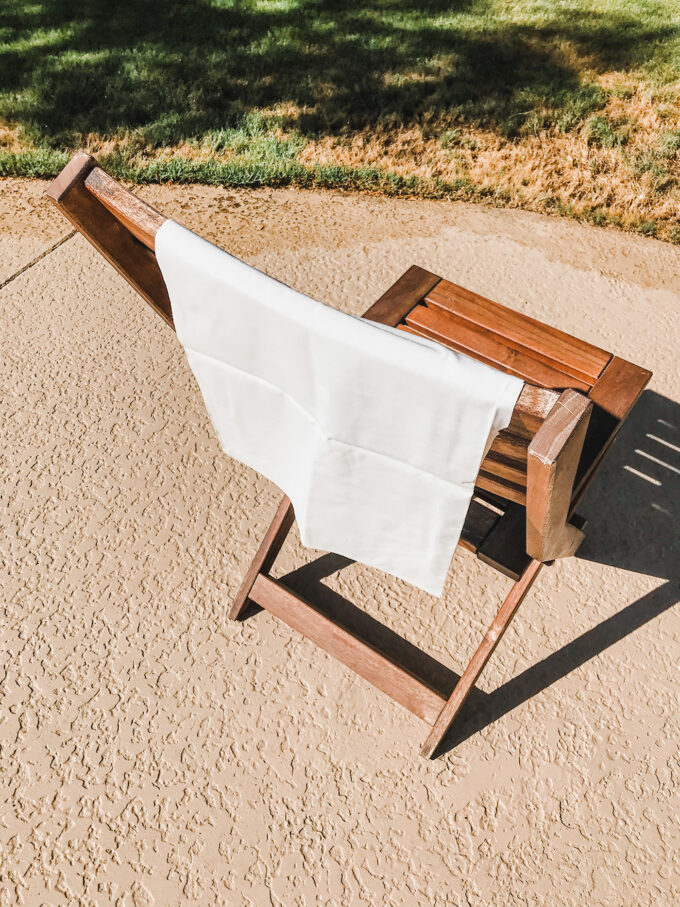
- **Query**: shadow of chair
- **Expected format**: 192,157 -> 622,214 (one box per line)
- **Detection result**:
272,390 -> 679,755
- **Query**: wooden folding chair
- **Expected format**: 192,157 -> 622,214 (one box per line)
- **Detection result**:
47,153 -> 652,758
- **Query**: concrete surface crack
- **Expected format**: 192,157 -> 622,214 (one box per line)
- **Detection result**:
0,229 -> 77,292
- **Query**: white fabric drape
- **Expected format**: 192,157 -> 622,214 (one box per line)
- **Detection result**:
156,220 -> 523,595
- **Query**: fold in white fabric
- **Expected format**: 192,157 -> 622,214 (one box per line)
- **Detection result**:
155,220 -> 523,596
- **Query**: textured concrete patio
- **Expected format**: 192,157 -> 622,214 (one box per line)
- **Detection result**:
1,177 -> 679,905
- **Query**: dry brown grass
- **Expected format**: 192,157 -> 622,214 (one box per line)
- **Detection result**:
0,125 -> 23,153
296,77 -> 680,240
5,75 -> 680,242
62,75 -> 680,242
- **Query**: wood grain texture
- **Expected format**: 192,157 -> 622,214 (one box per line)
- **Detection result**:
405,304 -> 592,391
475,470 -> 527,506
427,280 -> 611,383
526,389 -> 592,561
45,151 -> 98,203
508,385 -> 560,437
362,265 -> 440,327
85,167 -> 166,251
480,449 -> 528,487
420,558 -> 543,758
250,573 -> 449,724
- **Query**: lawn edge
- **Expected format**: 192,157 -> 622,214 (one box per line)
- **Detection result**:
0,149 -> 673,244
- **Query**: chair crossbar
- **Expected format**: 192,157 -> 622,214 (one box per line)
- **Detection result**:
250,573 -> 450,725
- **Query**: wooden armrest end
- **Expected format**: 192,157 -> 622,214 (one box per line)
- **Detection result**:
45,152 -> 97,204
526,389 -> 593,561
45,152 -> 174,327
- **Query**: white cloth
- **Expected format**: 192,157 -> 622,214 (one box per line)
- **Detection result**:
156,220 -> 523,596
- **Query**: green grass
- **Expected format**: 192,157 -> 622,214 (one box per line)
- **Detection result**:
0,144 -> 484,199
2,0 -> 679,149
1,0 -> 680,241
584,114 -> 632,148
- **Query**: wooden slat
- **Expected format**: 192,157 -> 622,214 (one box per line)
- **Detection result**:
476,471 -> 526,506
421,558 -> 543,758
481,450 -> 528,487
427,281 -> 611,383
45,153 -> 174,328
249,574 -> 448,724
588,356 -> 652,421
229,496 -> 295,619
487,429 -> 529,465
85,167 -> 165,251
363,265 -> 440,327
405,304 -> 591,391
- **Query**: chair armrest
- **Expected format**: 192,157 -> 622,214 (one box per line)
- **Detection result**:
45,153 -> 174,327
526,389 -> 593,561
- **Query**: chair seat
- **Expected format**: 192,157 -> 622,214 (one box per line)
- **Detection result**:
408,279 -> 611,387
399,276 -> 613,507
374,269 -> 642,581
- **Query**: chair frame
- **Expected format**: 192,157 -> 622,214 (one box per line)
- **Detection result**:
46,153 -> 652,757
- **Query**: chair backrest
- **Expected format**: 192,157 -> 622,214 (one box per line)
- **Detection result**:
46,153 -> 564,507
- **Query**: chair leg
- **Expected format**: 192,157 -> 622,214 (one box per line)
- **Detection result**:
229,496 -> 295,620
420,558 -> 543,759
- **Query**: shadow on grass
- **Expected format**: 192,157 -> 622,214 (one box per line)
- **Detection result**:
1,0 -> 677,147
